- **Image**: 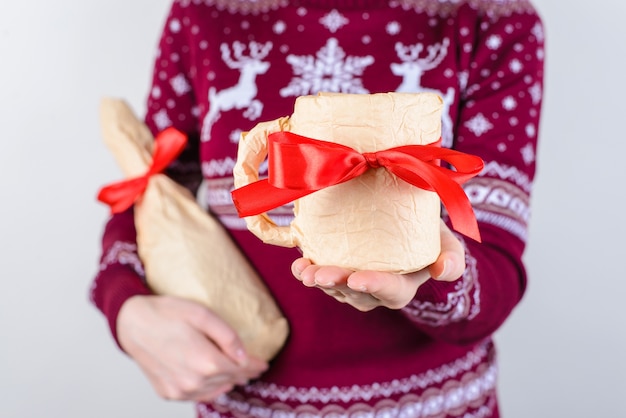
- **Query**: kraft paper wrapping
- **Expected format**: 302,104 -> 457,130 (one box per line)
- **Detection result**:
99,98 -> 289,361
233,92 -> 443,274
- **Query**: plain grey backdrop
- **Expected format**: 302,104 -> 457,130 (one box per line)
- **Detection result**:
1,0 -> 624,417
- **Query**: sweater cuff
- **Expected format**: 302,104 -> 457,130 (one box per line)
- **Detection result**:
90,263 -> 152,350
414,277 -> 459,304
401,246 -> 481,328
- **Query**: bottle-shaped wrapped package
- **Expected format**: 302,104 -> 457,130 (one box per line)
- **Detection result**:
97,98 -> 289,361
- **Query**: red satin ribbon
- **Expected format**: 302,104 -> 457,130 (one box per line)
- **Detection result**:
232,131 -> 485,242
97,127 -> 187,214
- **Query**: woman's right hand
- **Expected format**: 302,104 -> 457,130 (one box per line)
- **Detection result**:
116,295 -> 269,402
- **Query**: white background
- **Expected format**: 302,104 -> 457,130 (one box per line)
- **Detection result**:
1,1 -> 624,417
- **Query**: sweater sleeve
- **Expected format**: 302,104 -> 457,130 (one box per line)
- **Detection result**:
89,208 -> 151,346
401,7 -> 545,345
89,2 -> 202,346
144,1 -> 202,193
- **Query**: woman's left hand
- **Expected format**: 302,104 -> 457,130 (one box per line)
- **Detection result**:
291,220 -> 466,311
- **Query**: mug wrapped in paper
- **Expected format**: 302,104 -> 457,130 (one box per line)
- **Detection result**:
232,92 -> 484,274
96,98 -> 288,361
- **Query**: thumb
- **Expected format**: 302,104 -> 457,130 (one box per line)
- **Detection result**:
183,302 -> 249,367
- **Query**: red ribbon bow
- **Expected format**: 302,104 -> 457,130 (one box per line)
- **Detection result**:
232,131 -> 484,242
97,127 -> 187,214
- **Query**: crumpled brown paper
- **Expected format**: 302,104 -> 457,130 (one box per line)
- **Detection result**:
99,98 -> 289,361
233,92 -> 443,274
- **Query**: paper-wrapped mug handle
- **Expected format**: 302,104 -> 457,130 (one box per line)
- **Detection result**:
232,117 -> 296,248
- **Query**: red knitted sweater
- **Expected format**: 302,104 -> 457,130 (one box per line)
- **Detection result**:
90,0 -> 544,416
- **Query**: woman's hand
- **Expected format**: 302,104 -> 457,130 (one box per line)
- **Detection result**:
291,220 -> 466,311
116,295 -> 268,402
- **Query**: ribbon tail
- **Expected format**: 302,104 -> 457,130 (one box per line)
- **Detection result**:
388,162 -> 482,242
439,183 -> 482,243
97,177 -> 148,214
232,179 -> 314,217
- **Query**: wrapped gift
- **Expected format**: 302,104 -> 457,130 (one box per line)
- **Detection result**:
97,98 -> 289,361
232,92 -> 483,274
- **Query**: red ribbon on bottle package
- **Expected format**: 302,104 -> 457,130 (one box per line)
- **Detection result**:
97,127 -> 187,214
232,131 -> 485,242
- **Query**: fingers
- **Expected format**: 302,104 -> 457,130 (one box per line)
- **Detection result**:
183,303 -> 251,368
181,301 -> 269,379
290,221 -> 468,311
292,258 -> 428,310
193,382 -> 237,403
291,257 -> 311,281
292,258 -> 412,311
154,369 -> 241,403
292,258 -> 353,287
321,284 -> 381,312
153,349 -> 266,402
117,295 -> 268,403
292,258 -> 379,310
347,270 -> 430,310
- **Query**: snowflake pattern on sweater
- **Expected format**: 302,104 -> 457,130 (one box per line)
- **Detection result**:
91,0 -> 544,416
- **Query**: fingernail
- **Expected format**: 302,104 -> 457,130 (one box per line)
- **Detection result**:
349,280 -> 367,292
317,280 -> 335,287
293,266 -> 302,278
236,348 -> 249,365
437,260 -> 453,279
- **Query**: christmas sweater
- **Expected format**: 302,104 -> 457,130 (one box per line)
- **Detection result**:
90,0 -> 545,416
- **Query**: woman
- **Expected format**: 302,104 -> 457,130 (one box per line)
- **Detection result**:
91,0 -> 545,416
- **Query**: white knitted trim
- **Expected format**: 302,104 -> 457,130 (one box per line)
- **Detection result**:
99,241 -> 145,277
403,237 -> 481,326
198,340 -> 497,417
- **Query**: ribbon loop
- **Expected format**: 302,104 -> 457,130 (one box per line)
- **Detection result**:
97,127 -> 187,214
231,131 -> 484,242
